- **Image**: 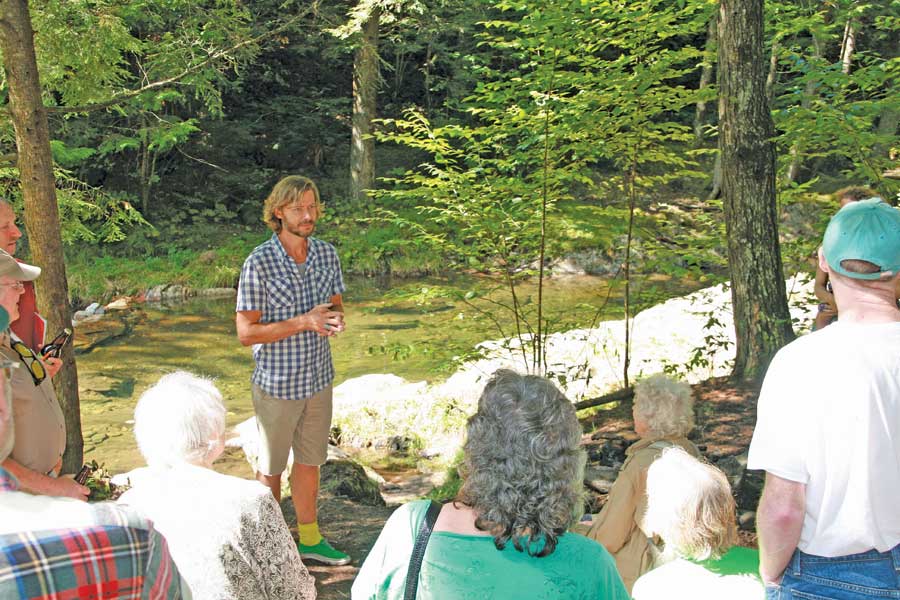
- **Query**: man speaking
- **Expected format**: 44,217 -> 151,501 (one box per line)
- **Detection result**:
237,175 -> 349,565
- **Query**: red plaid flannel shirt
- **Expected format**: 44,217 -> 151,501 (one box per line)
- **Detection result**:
0,468 -> 185,599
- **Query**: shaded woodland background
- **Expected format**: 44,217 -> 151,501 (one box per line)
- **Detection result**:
0,0 -> 896,469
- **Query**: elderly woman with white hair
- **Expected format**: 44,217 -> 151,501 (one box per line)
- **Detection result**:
352,369 -> 629,599
118,371 -> 316,600
633,447 -> 763,599
581,373 -> 700,592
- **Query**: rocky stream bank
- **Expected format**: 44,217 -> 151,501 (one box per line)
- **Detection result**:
90,272 -> 820,599
227,276 -> 815,598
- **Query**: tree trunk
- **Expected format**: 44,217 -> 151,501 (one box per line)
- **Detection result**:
423,43 -> 434,112
0,0 -> 82,471
765,38 -> 779,104
622,162 -> 637,389
350,6 -> 380,205
840,19 -> 856,75
785,35 -> 823,184
718,0 -> 794,382
693,13 -> 717,142
140,115 -> 151,214
875,106 -> 898,160
708,150 -> 722,200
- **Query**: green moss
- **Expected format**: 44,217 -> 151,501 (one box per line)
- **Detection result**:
426,452 -> 463,503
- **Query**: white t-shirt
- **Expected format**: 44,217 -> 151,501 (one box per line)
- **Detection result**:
747,321 -> 900,556
632,559 -> 763,600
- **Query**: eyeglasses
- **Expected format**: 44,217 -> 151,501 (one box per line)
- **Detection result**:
10,341 -> 45,385
0,282 -> 24,291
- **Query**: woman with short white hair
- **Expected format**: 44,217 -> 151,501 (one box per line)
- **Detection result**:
633,447 -> 763,599
119,371 -> 316,600
581,373 -> 701,592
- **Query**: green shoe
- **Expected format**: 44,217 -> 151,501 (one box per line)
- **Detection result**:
298,538 -> 351,566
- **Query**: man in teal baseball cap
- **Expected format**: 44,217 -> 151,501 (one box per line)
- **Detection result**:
747,196 -> 900,597
822,197 -> 900,281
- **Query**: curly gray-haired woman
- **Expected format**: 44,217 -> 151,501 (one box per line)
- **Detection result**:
581,373 -> 701,593
352,369 -> 629,600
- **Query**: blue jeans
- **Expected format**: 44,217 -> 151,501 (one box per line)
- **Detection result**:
766,545 -> 900,599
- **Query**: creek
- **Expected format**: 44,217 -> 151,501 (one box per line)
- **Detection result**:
75,273 -> 698,475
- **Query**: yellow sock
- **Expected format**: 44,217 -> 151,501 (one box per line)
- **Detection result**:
298,521 -> 322,546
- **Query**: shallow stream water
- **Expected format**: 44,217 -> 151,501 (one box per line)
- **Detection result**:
75,274 -> 693,474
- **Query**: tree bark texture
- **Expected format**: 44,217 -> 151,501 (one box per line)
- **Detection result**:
350,6 -> 380,205
717,0 -> 794,382
0,0 -> 82,471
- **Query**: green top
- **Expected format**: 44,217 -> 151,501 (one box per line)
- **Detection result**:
692,546 -> 761,580
352,500 -> 630,600
632,547 -> 763,600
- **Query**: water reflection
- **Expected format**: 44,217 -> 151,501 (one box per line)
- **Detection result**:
76,274 -> 687,473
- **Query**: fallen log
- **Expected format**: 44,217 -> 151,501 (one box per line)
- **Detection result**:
574,386 -> 634,411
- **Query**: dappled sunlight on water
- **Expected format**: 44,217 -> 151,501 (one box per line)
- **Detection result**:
75,274 -> 696,474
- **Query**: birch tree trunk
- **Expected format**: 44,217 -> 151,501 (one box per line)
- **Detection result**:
0,0 -> 82,471
718,0 -> 794,382
840,19 -> 856,75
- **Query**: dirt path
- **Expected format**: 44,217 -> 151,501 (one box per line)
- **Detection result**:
281,468 -> 440,599
306,499 -> 395,600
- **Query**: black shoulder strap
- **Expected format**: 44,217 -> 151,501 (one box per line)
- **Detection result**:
404,500 -> 442,600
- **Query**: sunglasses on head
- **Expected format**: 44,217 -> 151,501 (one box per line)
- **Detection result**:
11,341 -> 45,385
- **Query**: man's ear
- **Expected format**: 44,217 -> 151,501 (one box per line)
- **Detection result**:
817,247 -> 831,274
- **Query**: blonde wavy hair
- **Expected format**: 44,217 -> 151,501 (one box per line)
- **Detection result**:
643,447 -> 737,561
633,373 -> 695,438
262,175 -> 323,233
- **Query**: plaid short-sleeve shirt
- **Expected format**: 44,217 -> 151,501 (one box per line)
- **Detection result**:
0,469 -> 184,600
236,234 -> 346,400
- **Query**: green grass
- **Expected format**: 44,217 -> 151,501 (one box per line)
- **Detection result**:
61,190 -> 710,304
426,452 -> 463,502
64,218 -> 448,303
65,229 -> 269,302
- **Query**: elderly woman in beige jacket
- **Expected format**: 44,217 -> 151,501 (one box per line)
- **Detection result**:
582,374 -> 700,592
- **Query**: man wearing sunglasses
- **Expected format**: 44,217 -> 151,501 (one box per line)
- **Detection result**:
0,305 -> 188,599
0,250 -> 87,500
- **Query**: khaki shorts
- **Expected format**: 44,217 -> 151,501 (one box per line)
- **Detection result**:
251,383 -> 332,474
